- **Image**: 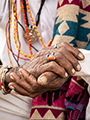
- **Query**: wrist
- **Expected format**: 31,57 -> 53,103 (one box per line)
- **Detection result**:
0,65 -> 21,94
0,66 -> 12,94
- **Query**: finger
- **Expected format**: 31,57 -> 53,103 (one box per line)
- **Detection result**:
8,81 -> 46,98
58,42 -> 85,60
37,72 -> 68,89
19,68 -> 37,85
8,82 -> 32,97
19,69 -> 43,92
19,69 -> 63,93
9,72 -> 34,93
37,72 -> 58,85
54,51 -> 77,75
57,47 -> 81,71
40,61 -> 69,78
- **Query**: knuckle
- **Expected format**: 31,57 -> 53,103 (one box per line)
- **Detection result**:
55,52 -> 59,59
61,42 -> 67,46
58,52 -> 63,59
72,60 -> 78,66
49,61 -> 56,68
74,47 -> 78,52
15,78 -> 21,84
32,83 -> 37,89
60,68 -> 65,76
74,48 -> 79,56
66,63 -> 72,70
32,83 -> 39,91
60,47 -> 66,52
30,89 -> 35,94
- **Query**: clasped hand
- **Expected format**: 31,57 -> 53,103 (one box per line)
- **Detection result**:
7,42 -> 84,98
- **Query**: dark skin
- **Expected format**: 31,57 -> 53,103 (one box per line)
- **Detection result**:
8,69 -> 69,98
4,42 -> 84,98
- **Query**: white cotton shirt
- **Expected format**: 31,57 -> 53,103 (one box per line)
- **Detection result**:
0,0 -> 58,120
0,0 -> 58,66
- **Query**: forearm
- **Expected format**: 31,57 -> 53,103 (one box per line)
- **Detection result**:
0,59 -> 33,91
0,65 -> 21,92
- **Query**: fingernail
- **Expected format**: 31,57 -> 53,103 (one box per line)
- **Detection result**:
8,84 -> 15,90
38,76 -> 47,85
14,91 -> 19,94
10,74 -> 14,80
65,72 -> 68,77
76,64 -> 81,71
78,53 -> 84,59
19,69 -> 23,76
72,68 -> 76,74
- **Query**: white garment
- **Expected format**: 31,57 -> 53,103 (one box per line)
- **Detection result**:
0,0 -> 58,120
0,0 -> 90,120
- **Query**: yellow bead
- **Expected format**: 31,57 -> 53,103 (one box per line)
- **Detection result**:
14,31 -> 16,34
14,39 -> 17,42
30,18 -> 33,21
7,41 -> 9,44
29,13 -> 32,17
27,5 -> 29,9
14,26 -> 16,29
14,13 -> 16,16
17,47 -> 20,50
34,25 -> 37,29
31,55 -> 34,58
39,37 -> 42,40
42,44 -> 45,47
26,1 -> 29,4
37,33 -> 40,37
28,9 -> 31,13
27,55 -> 30,58
23,54 -> 26,57
20,51 -> 23,54
14,22 -> 16,24
35,29 -> 38,33
16,43 -> 18,47
14,35 -> 16,39
41,41 -> 44,44
14,17 -> 16,20
32,21 -> 35,25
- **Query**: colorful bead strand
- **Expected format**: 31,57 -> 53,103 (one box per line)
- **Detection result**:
6,0 -> 53,67
26,0 -> 46,47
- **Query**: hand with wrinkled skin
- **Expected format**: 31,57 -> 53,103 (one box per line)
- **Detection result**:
8,69 -> 69,98
23,42 -> 84,79
4,42 -> 80,87
5,42 -> 84,86
7,42 -> 84,97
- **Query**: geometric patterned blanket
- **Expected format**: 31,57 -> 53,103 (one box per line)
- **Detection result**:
30,0 -> 90,119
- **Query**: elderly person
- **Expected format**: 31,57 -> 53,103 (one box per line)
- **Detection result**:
0,0 -> 90,120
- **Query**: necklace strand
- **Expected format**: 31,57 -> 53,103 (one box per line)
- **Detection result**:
7,0 -> 53,67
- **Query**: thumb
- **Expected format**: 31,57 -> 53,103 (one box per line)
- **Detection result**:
37,72 -> 58,85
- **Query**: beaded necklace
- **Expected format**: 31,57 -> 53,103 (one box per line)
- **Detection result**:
6,0 -> 53,67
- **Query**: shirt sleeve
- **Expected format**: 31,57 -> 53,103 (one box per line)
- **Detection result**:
0,0 -> 9,29
0,91 -> 32,119
75,49 -> 90,93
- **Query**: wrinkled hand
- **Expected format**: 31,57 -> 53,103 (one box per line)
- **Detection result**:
6,42 -> 84,97
23,42 -> 84,78
8,68 -> 68,98
5,42 -> 84,86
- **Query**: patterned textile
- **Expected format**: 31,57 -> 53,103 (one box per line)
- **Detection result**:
30,0 -> 90,119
